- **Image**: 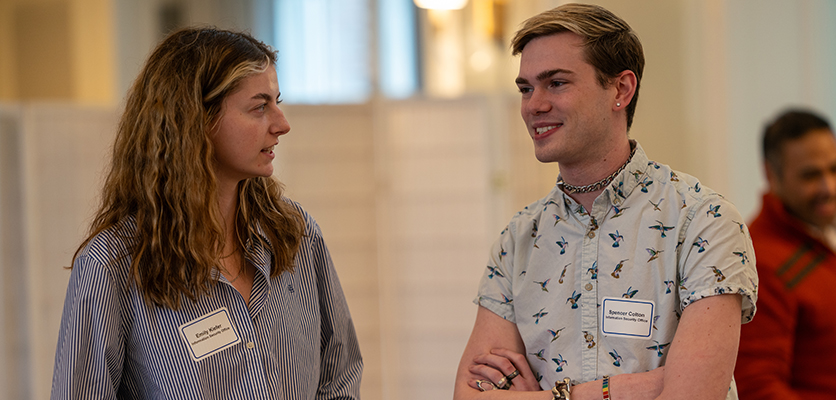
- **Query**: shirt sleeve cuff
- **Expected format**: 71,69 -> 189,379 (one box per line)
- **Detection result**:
681,286 -> 757,323
473,295 -> 516,323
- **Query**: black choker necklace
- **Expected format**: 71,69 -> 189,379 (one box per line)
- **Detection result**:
558,146 -> 636,194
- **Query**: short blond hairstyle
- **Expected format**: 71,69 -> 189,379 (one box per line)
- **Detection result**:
511,3 -> 644,129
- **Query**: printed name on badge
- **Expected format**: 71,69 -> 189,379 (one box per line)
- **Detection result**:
601,297 -> 654,339
179,307 -> 241,361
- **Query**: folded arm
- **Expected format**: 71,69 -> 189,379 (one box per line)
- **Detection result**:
454,306 -> 666,400
454,306 -> 553,400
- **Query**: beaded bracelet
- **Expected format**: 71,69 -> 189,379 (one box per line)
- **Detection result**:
602,375 -> 610,400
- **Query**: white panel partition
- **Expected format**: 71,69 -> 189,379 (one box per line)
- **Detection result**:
372,98 -> 496,400
0,104 -> 117,400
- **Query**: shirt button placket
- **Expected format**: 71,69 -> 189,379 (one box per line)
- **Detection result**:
580,212 -> 601,382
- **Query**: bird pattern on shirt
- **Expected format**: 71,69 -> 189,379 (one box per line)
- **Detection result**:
609,348 -> 623,367
587,262 -> 598,280
553,264 -> 568,283
611,259 -> 628,278
693,237 -> 709,253
609,231 -> 624,247
476,145 -> 759,386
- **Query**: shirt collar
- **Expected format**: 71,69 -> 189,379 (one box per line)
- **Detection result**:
545,140 -> 650,218
604,140 -> 650,207
246,223 -> 274,277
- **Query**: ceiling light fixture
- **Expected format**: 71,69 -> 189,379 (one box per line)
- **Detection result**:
413,0 -> 468,10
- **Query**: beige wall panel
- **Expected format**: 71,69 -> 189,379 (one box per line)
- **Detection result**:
71,0 -> 116,105
11,104 -> 116,399
375,98 -> 492,400
0,1 -> 16,99
275,103 -> 382,400
14,3 -> 75,100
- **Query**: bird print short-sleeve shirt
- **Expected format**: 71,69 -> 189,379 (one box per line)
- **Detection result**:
475,141 -> 757,391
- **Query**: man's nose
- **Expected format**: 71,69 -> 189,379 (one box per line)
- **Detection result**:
525,89 -> 551,115
821,172 -> 836,196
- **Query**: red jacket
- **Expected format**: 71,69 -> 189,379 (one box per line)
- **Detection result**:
735,193 -> 836,399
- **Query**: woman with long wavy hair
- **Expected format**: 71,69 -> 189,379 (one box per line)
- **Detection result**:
51,27 -> 362,399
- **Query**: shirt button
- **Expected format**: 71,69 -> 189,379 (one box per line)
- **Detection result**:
587,231 -> 595,238
246,342 -> 255,349
585,283 -> 593,291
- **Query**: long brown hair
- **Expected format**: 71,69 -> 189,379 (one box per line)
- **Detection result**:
76,27 -> 304,309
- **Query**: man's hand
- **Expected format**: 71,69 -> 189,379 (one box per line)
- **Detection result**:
468,348 -> 541,392
454,306 -> 535,400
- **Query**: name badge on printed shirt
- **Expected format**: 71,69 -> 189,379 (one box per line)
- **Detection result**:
179,307 -> 241,361
601,297 -> 654,339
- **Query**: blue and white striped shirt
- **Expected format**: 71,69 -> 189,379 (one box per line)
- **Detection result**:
51,202 -> 363,399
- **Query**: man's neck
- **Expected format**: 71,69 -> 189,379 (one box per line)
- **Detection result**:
558,138 -> 632,187
568,191 -> 603,213
559,139 -> 634,211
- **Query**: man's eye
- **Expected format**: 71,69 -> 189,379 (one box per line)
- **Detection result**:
801,172 -> 822,181
550,80 -> 564,88
518,87 -> 533,94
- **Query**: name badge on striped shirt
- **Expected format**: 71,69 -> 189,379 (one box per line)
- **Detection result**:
179,307 -> 241,361
601,297 -> 654,339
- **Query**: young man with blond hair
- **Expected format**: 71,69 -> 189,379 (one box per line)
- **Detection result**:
454,4 -> 757,400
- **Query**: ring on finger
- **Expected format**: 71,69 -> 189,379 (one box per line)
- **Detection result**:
476,380 -> 498,391
496,376 -> 511,390
505,370 -> 520,381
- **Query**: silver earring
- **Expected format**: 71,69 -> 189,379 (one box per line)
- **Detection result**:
616,102 -> 621,107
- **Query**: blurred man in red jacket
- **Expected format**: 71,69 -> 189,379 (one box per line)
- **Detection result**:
736,109 -> 836,399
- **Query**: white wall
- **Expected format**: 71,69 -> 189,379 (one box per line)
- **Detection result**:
0,104 -> 117,400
